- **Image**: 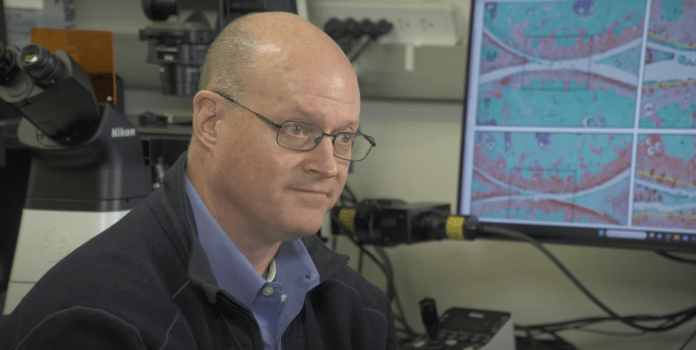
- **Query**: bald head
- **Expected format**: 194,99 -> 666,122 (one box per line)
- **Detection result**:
198,12 -> 352,103
190,12 -> 360,164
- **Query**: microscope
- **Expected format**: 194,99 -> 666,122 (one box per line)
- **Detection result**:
0,42 -> 150,314
139,0 -> 304,95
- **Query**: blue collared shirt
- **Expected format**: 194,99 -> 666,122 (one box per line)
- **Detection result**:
185,176 -> 320,350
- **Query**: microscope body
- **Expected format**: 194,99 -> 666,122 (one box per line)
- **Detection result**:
0,43 -> 150,314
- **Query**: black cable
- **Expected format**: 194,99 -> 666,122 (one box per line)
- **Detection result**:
346,18 -> 393,62
331,187 -> 415,336
357,248 -> 364,273
330,213 -> 391,297
374,247 -> 395,299
482,225 -> 636,330
349,36 -> 374,62
329,210 -> 418,338
374,246 -> 416,337
333,195 -> 346,252
342,231 -> 388,273
342,184 -> 358,206
519,317 -> 604,333
518,296 -> 696,335
525,300 -> 696,335
565,327 -> 645,337
520,315 -> 641,334
354,243 -> 417,339
547,332 -> 579,350
481,225 -> 696,333
331,234 -> 338,252
678,323 -> 696,350
657,251 -> 696,265
396,327 -> 411,335
333,185 -> 359,252
363,244 -> 417,338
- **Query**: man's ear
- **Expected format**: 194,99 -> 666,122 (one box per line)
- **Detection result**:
192,90 -> 223,153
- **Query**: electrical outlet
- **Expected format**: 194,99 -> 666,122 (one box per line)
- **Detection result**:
307,1 -> 464,46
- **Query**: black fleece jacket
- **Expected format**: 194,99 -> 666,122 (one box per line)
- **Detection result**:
0,152 -> 397,350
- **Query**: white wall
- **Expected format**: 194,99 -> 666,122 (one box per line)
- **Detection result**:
64,1 -> 696,349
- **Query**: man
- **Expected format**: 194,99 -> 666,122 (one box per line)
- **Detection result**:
0,12 -> 395,350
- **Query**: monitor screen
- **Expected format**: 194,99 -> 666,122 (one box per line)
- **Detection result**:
458,0 -> 696,252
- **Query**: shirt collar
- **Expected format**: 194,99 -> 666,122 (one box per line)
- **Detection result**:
183,175 -> 318,306
184,175 -> 267,307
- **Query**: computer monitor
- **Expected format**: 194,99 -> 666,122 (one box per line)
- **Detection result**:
457,0 -> 696,252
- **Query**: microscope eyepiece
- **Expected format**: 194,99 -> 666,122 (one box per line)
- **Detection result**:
0,43 -> 21,85
17,45 -> 64,86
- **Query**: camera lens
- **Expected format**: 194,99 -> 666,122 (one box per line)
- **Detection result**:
0,42 -> 21,85
18,45 -> 61,84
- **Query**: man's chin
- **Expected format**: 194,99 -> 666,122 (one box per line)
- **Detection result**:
283,219 -> 325,240
277,205 -> 330,239
275,228 -> 317,242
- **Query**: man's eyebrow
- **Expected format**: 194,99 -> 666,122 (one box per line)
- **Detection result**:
344,119 -> 360,127
290,109 -> 360,129
332,119 -> 360,132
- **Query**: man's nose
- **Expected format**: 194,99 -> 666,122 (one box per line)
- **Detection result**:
305,135 -> 340,177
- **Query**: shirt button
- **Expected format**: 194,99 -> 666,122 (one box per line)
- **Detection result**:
262,287 -> 274,296
281,294 -> 287,302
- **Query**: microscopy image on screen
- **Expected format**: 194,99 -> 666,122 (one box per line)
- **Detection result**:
476,1 -> 645,127
462,0 -> 696,240
633,134 -> 696,229
470,132 -> 632,225
639,0 -> 696,129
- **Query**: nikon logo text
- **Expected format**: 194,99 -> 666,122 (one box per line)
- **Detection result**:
111,127 -> 136,138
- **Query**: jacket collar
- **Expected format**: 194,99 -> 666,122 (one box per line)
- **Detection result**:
158,151 -> 349,304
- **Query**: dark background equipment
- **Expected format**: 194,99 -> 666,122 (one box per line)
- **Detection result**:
322,17 -> 393,62
139,0 -> 299,95
0,42 -> 149,206
0,40 -> 150,314
399,298 -> 515,350
457,0 -> 696,253
331,199 -> 453,247
331,197 -> 696,349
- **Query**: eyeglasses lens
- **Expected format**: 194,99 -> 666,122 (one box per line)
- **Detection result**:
277,121 -> 371,161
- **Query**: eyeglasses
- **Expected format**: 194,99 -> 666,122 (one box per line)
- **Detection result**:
214,91 -> 375,161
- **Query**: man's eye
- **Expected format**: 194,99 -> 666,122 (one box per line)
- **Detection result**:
338,133 -> 354,143
286,124 -> 305,135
